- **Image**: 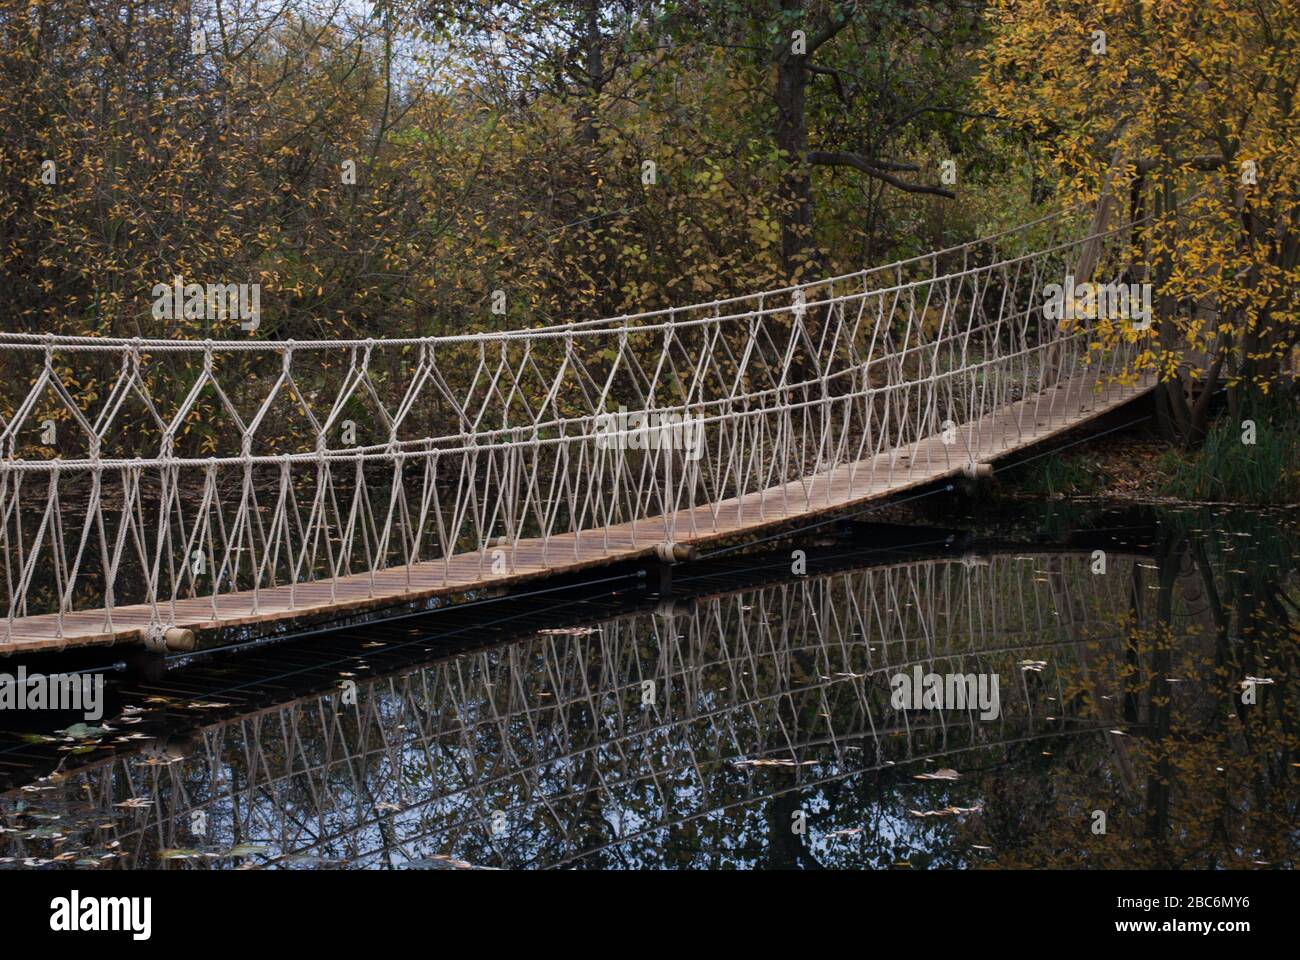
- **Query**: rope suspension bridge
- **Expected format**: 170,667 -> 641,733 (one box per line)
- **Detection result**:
2,547 -> 1204,869
0,205 -> 1156,654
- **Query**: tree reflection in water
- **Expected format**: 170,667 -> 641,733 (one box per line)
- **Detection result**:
1,509 -> 1294,869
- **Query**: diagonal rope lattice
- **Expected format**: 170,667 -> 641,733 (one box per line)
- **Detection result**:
0,207 -> 1154,649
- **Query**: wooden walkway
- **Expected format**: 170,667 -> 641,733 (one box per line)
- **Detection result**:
0,373 -> 1156,654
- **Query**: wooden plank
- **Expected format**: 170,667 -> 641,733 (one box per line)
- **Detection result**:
0,372 -> 1156,654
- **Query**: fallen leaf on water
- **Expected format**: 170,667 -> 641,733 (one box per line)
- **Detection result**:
404,854 -> 494,870
278,853 -> 342,866
58,723 -> 114,739
913,769 -> 960,781
224,844 -> 271,858
17,827 -> 65,840
909,805 -> 983,818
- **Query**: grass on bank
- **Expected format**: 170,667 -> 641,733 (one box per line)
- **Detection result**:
1158,403 -> 1300,504
990,395 -> 1300,505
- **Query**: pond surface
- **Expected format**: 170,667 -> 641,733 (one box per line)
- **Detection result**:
1,502 -> 1295,869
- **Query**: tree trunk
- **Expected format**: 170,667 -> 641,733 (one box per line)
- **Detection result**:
775,2 -> 817,281
573,0 -> 604,316
578,0 -> 603,149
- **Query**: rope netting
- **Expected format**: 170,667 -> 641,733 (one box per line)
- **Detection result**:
0,209 -> 1148,641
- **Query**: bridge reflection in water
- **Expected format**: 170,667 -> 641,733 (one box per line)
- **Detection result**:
1,536 -> 1293,869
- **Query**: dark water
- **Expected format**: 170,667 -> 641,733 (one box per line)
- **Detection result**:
1,503 -> 1295,869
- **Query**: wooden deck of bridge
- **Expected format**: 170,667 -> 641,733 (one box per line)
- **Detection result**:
0,373 -> 1156,654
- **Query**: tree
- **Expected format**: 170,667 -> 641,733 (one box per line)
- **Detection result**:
979,0 -> 1300,446
675,0 -> 986,279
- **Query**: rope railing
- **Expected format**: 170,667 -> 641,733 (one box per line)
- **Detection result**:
0,209 -> 1150,644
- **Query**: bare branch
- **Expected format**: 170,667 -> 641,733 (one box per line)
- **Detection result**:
808,150 -> 955,198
